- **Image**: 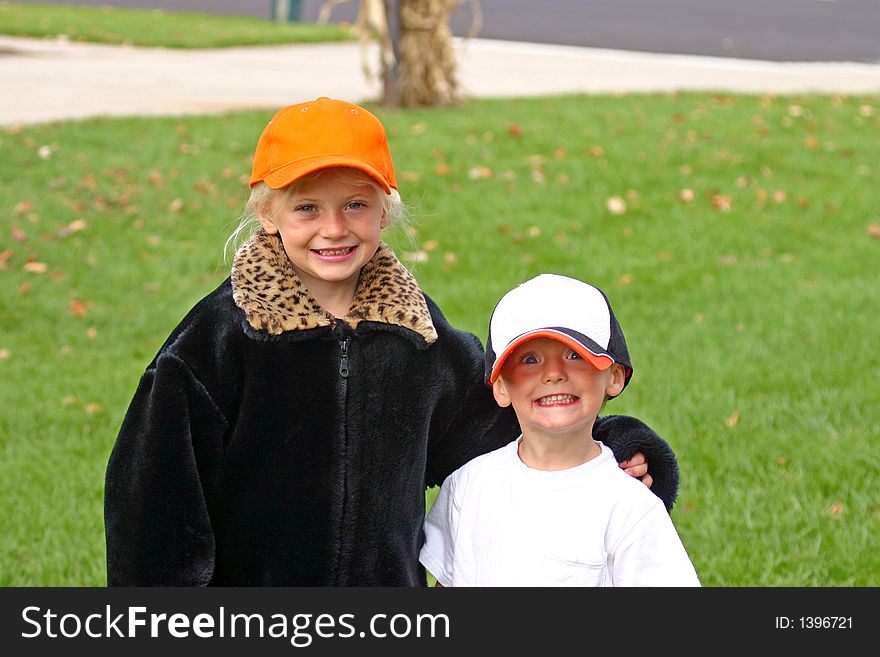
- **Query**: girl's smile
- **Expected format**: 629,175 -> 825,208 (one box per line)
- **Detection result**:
311,245 -> 360,261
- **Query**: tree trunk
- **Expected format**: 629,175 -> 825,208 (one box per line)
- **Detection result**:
390,0 -> 459,107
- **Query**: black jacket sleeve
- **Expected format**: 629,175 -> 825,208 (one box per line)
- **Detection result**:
424,327 -> 520,488
593,414 -> 680,510
104,353 -> 226,585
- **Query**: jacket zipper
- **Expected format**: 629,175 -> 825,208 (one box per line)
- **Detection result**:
339,338 -> 350,378
331,335 -> 351,584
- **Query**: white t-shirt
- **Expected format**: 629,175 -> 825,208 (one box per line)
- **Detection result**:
420,438 -> 701,587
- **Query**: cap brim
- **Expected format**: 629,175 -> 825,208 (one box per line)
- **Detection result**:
252,156 -> 394,194
488,329 -> 615,384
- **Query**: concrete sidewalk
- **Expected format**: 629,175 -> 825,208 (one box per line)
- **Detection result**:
2,34 -> 879,126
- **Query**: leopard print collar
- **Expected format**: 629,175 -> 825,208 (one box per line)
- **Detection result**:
231,232 -> 437,344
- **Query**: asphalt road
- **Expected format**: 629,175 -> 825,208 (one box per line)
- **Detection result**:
10,0 -> 880,63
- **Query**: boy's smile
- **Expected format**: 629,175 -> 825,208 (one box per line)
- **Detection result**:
534,393 -> 579,407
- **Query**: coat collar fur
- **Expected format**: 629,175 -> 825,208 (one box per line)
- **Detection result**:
230,232 -> 438,344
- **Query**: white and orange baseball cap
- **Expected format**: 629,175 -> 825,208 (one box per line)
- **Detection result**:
249,97 -> 397,193
485,274 -> 633,393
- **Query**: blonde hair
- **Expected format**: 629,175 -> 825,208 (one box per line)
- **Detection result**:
224,167 -> 407,262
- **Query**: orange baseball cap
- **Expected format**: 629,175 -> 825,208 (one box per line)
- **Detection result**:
248,97 -> 397,193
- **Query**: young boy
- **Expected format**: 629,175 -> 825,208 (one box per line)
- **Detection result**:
419,274 -> 700,586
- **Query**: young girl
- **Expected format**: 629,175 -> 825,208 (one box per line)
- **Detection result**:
104,96 -> 680,586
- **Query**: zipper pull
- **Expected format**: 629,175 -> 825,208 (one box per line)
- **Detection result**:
339,338 -> 350,378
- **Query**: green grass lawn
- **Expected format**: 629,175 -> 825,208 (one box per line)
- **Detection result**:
2,91 -> 879,586
0,2 -> 350,48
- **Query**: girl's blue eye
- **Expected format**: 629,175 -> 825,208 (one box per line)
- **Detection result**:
295,204 -> 316,213
347,200 -> 367,210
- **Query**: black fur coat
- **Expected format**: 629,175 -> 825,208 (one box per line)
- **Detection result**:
104,234 -> 679,586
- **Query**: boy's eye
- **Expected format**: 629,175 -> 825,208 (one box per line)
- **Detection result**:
567,351 -> 582,360
520,354 -> 539,365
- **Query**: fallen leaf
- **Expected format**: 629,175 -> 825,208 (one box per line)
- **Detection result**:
409,122 -> 427,135
467,166 -> 493,180
13,201 -> 34,214
400,171 -> 421,183
168,198 -> 184,213
69,299 -> 88,317
403,250 -> 429,263
18,281 -> 31,294
0,349 -> 10,360
61,395 -> 76,405
867,224 -> 880,239
422,240 -> 439,252
680,188 -> 695,202
829,501 -> 845,517
606,196 -> 627,215
433,163 -> 451,176
618,274 -> 633,285
84,403 -> 103,414
11,227 -> 27,242
506,123 -> 523,138
87,327 -> 97,339
58,219 -> 88,237
724,409 -> 740,427
711,194 -> 732,212
194,180 -> 217,196
23,261 -> 48,273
